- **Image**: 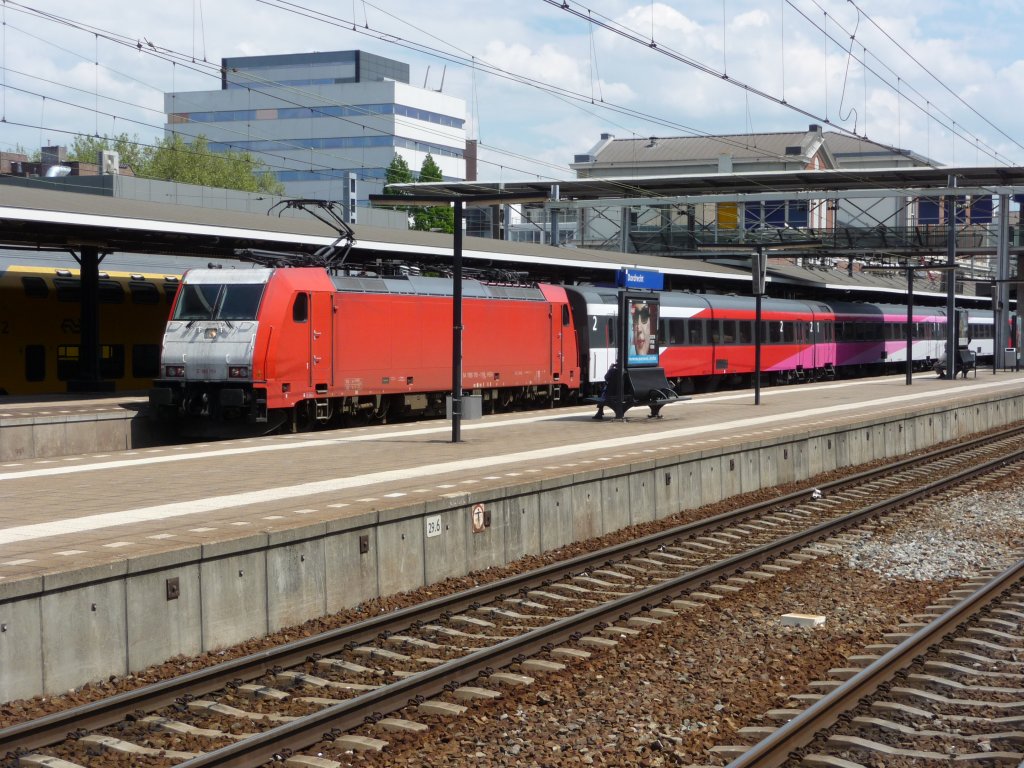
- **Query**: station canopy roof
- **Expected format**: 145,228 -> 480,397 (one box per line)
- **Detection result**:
381,165 -> 1024,204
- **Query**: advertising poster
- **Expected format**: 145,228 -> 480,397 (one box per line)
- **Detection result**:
626,296 -> 659,367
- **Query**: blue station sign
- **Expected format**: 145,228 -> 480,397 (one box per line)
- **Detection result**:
615,268 -> 664,291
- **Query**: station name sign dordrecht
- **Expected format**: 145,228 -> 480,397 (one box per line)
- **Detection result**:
615,268 -> 664,291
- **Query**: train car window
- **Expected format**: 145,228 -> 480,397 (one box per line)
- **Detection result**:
132,344 -> 161,378
54,278 -> 81,303
129,283 -> 160,305
57,345 -> 79,381
782,322 -> 796,343
687,320 -> 704,345
98,280 -> 125,304
21,276 -> 48,298
562,305 -> 570,327
738,321 -> 753,344
292,292 -> 309,323
25,344 -> 45,382
589,316 -> 615,348
100,345 -> 125,379
721,320 -> 736,344
708,320 -> 721,344
658,319 -> 669,345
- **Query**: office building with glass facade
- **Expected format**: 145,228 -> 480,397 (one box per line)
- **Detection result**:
164,50 -> 466,213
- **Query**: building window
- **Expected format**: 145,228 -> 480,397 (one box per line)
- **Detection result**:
183,102 -> 465,129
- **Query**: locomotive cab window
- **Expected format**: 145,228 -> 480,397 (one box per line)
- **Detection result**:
293,292 -> 309,323
173,283 -> 265,321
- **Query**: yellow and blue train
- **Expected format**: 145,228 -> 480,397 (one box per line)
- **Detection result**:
0,265 -> 181,396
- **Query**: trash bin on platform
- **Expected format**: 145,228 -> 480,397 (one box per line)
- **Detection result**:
446,393 -> 482,420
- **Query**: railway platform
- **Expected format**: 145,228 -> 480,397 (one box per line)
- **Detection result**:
3,371 -> 1024,702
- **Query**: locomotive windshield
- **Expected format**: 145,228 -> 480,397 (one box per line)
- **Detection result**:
173,283 -> 265,321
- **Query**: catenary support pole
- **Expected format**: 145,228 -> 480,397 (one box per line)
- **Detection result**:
452,199 -> 464,443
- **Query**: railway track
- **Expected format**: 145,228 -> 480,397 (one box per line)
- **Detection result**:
5,426 -> 1024,768
719,560 -> 1024,768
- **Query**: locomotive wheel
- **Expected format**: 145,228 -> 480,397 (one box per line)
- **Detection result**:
290,401 -> 315,433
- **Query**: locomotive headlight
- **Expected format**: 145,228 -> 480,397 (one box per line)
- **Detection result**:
228,365 -> 250,379
165,365 -> 186,378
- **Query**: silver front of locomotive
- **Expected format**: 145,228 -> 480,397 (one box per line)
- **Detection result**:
149,269 -> 270,421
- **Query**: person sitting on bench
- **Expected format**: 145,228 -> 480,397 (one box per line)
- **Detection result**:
593,362 -> 620,420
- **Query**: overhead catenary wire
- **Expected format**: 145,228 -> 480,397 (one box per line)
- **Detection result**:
0,2 -> 573,187
792,0 -> 1008,164
547,0 -> 1012,169
0,0 -> 900,204
1,0 -> 1017,206
846,0 -> 1024,158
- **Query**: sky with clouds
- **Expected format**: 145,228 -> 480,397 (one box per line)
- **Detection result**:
3,0 -> 1024,182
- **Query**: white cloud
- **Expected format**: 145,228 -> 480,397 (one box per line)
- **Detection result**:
2,0 -> 1023,174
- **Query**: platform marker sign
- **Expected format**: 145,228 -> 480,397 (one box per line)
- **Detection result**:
471,503 -> 486,533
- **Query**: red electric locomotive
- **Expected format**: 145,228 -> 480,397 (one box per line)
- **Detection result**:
150,267 -> 579,431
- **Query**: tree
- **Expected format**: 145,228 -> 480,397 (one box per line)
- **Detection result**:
383,153 -> 416,227
69,132 -> 284,195
384,152 -> 413,191
412,153 -> 454,233
68,133 -> 148,171
142,134 -> 285,195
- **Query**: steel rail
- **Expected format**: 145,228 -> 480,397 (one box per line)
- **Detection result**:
3,424 -> 1023,757
725,559 -> 1024,768
171,443 -> 1024,767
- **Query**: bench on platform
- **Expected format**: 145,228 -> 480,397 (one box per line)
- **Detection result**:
588,366 -> 690,420
957,349 -> 977,379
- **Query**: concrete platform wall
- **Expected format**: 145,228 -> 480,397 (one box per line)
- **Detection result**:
3,391 -> 1024,702
0,411 -> 155,461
